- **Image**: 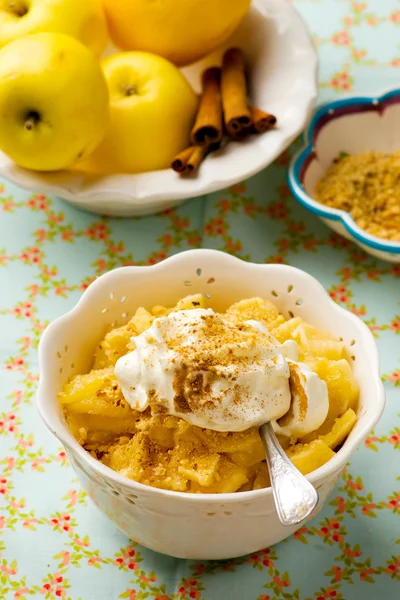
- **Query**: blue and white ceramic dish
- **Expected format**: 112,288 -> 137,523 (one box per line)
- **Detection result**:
288,88 -> 400,263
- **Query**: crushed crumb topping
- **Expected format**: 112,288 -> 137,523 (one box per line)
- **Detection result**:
315,150 -> 400,241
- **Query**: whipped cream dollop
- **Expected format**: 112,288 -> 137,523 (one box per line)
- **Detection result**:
115,308 -> 329,435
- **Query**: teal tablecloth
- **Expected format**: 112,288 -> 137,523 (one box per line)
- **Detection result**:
1,1 -> 399,598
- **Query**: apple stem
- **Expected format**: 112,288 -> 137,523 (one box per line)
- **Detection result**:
24,118 -> 35,131
24,111 -> 40,131
124,85 -> 137,97
8,1 -> 28,17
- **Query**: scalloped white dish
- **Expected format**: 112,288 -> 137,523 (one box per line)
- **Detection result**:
0,0 -> 317,217
37,249 -> 385,559
288,87 -> 400,263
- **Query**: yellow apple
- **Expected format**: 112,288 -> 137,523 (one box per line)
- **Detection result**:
102,0 -> 251,66
0,33 -> 109,171
0,0 -> 107,56
81,52 -> 198,174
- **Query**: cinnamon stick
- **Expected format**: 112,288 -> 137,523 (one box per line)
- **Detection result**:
191,67 -> 223,146
171,146 -> 195,172
221,48 -> 252,139
185,145 -> 208,173
171,145 -> 208,175
249,105 -> 277,133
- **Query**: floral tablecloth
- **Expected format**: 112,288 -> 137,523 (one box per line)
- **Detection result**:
1,1 -> 399,599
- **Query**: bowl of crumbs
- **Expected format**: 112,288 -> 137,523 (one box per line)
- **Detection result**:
37,249 -> 385,559
288,87 -> 400,263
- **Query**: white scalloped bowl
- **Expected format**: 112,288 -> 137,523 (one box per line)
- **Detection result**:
37,250 -> 385,559
0,0 -> 317,217
288,87 -> 400,263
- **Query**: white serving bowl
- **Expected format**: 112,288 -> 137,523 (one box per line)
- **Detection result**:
288,87 -> 400,263
0,0 -> 317,217
37,250 -> 385,560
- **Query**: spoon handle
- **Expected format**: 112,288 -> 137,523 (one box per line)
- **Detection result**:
260,422 -> 319,526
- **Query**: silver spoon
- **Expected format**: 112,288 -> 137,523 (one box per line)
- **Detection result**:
260,422 -> 319,526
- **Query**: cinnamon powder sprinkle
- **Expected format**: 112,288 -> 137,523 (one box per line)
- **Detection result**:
164,312 -> 271,416
314,150 -> 400,241
163,313 -> 264,367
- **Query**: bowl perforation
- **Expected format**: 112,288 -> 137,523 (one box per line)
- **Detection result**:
101,308 -> 108,314
287,285 -> 293,293
271,290 -> 278,298
288,310 -> 294,319
120,295 -> 126,303
184,280 -> 192,287
121,312 -> 128,319
109,292 -> 114,300
295,299 -> 303,306
205,292 -> 212,299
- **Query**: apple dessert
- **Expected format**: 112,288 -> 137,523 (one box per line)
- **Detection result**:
59,295 -> 359,494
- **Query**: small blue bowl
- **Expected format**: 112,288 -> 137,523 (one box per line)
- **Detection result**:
288,87 -> 400,263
